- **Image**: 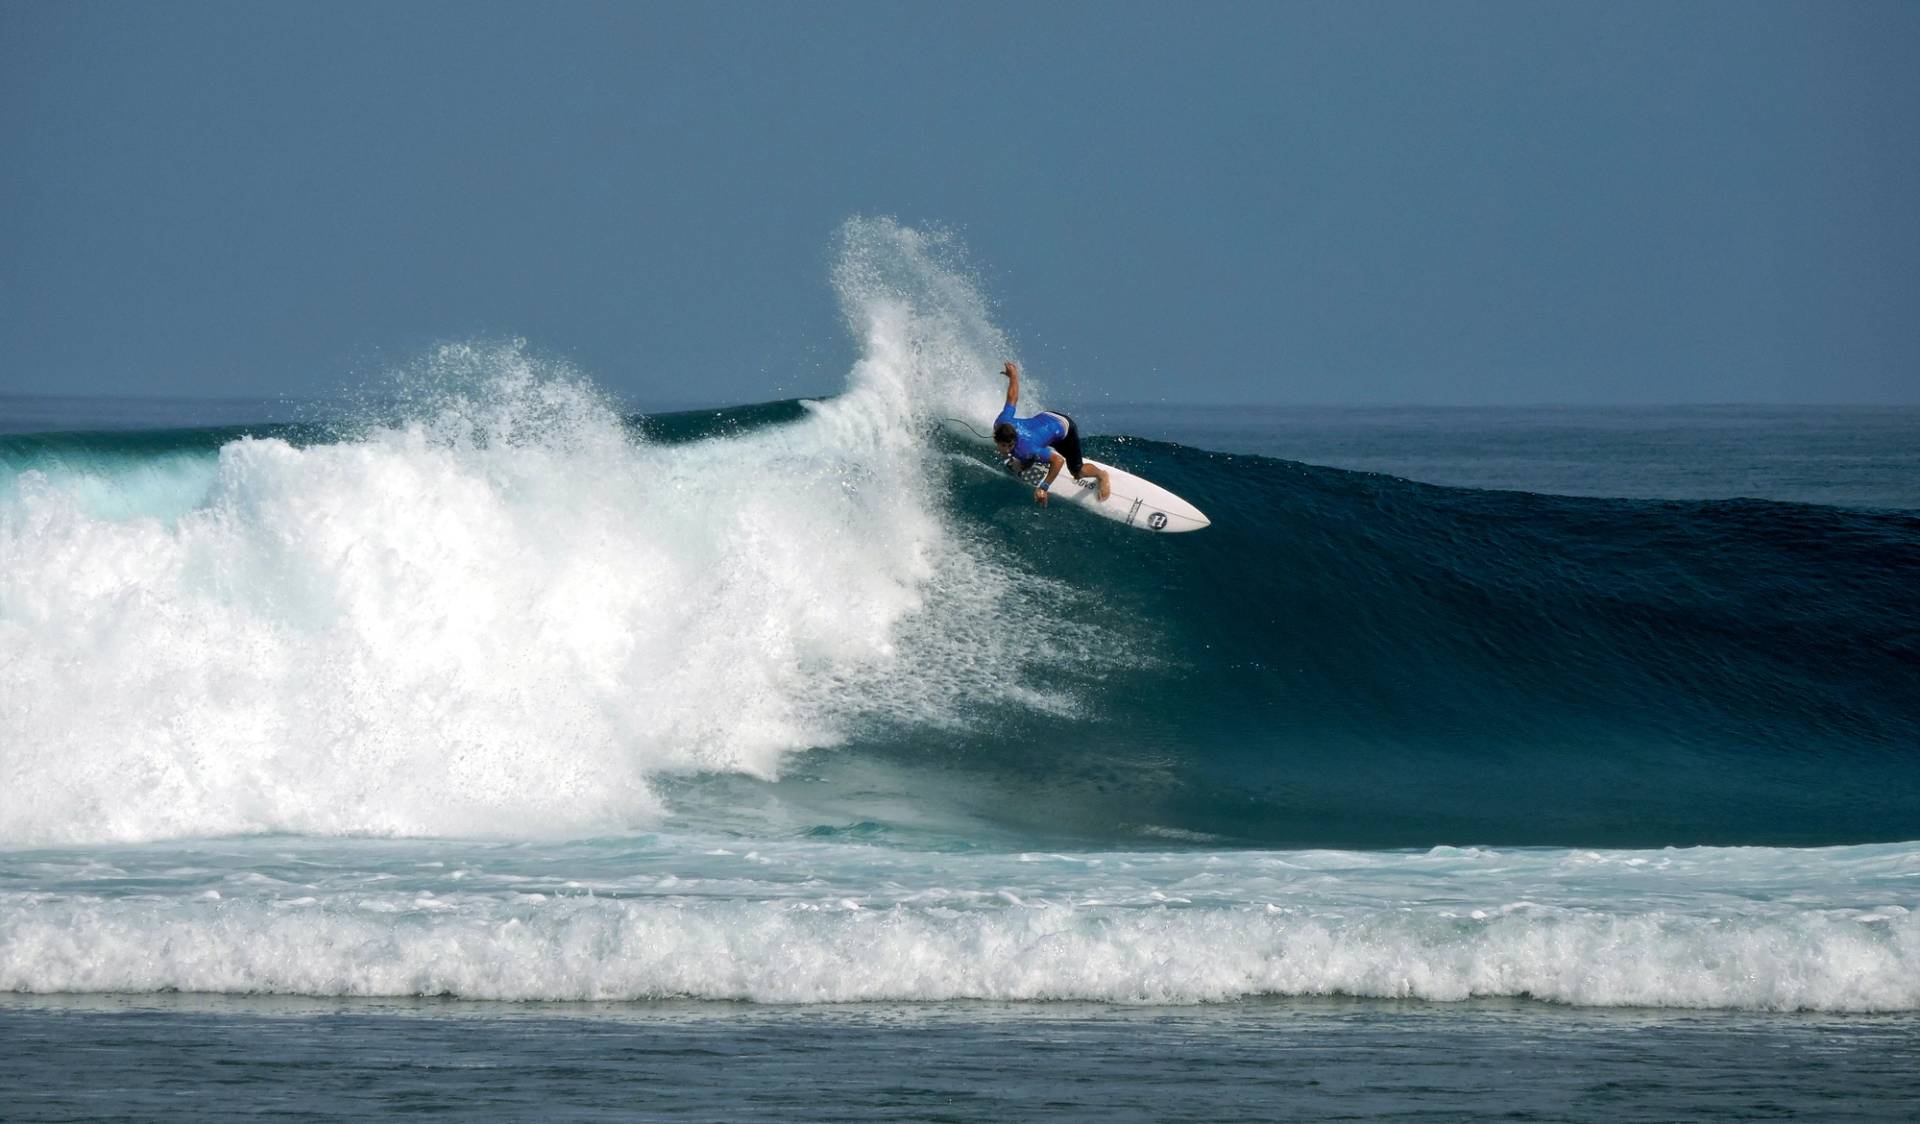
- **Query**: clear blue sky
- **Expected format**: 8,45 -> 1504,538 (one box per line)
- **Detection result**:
3,1 -> 1916,405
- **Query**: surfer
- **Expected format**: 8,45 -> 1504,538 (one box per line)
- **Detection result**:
993,361 -> 1112,505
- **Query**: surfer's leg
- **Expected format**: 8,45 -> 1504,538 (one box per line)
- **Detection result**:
1055,416 -> 1085,476
1056,417 -> 1111,501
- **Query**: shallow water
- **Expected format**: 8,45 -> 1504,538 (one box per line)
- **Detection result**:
4,995 -> 1916,1122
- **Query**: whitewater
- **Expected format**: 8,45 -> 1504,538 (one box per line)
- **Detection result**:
3,219 -> 1918,1016
1,221 -> 1078,845
4,837 -> 1917,1011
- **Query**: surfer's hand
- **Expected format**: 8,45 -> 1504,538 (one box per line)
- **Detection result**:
1034,488 -> 1048,506
1003,361 -> 1018,379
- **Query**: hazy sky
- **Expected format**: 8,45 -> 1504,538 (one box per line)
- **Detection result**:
3,1 -> 1916,406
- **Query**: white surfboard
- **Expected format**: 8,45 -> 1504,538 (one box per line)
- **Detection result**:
941,416 -> 1211,532
1030,457 -> 1211,532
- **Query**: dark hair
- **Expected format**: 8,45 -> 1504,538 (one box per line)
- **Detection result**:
992,422 -> 1016,444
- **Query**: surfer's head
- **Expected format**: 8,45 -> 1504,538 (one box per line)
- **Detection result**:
992,422 -> 1016,452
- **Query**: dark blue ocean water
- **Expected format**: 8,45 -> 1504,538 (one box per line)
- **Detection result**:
1076,403 -> 1920,511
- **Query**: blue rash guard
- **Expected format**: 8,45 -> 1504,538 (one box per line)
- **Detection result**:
994,403 -> 1068,467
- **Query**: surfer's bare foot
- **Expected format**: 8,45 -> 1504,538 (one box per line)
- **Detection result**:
1097,474 -> 1111,501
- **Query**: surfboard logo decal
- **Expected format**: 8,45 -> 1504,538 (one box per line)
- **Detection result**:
1147,512 -> 1168,530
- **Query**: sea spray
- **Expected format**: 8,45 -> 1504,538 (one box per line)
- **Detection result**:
0,221 -> 1096,847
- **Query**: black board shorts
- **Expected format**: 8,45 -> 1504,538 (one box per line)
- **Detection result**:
1047,412 -> 1085,477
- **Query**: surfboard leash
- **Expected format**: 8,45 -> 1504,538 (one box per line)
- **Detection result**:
941,417 -> 992,440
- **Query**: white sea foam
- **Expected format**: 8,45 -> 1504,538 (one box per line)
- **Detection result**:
3,839 -> 1914,1012
0,219 -> 1069,847
4,887 -> 1913,1011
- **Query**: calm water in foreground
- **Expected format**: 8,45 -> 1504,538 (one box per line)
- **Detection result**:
4,996 -> 1917,1122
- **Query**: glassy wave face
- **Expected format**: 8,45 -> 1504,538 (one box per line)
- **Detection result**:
2,219 -> 1918,1013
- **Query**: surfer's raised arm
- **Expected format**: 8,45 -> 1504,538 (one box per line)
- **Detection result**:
990,360 -> 1113,506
